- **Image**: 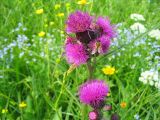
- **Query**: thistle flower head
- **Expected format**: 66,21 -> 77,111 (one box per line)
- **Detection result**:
88,35 -> 111,54
65,42 -> 89,65
79,80 -> 109,108
65,37 -> 76,44
96,17 -> 115,38
66,11 -> 92,33
88,110 -> 99,120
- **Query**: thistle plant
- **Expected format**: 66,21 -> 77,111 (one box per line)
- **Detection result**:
64,11 -> 117,120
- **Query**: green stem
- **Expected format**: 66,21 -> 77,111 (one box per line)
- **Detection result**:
87,57 -> 97,80
87,60 -> 93,79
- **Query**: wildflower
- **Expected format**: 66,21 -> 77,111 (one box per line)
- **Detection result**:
139,69 -> 159,88
65,38 -> 89,66
19,101 -> 27,108
38,31 -> 45,37
155,82 -> 160,89
77,0 -> 87,5
130,13 -> 145,21
65,36 -> 75,44
2,109 -> 8,114
0,75 -> 4,78
40,52 -> 45,57
88,35 -> 111,55
79,80 -> 109,108
96,17 -> 116,38
102,66 -> 115,75
148,29 -> 160,39
130,22 -> 146,33
120,102 -> 127,108
134,114 -> 141,120
19,52 -> 24,58
32,58 -> 37,62
65,11 -> 116,66
54,4 -> 61,10
57,13 -> 64,17
22,27 -> 27,31
66,11 -> 92,33
35,9 -> 44,14
88,110 -> 99,120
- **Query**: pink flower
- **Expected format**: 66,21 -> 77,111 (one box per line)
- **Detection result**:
66,11 -> 92,33
96,17 -> 115,39
65,37 -> 76,44
79,80 -> 109,108
88,35 -> 111,54
65,41 -> 89,66
89,110 -> 99,120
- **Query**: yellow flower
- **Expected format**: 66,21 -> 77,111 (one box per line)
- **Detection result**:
57,13 -> 64,17
38,31 -> 45,37
102,66 -> 115,75
2,109 -> 8,114
120,102 -> 127,108
54,4 -> 61,10
19,101 -> 27,108
35,9 -> 44,14
77,0 -> 87,5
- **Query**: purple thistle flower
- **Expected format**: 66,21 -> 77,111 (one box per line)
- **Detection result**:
96,17 -> 116,39
88,110 -> 99,120
88,35 -> 111,55
79,80 -> 109,108
89,111 -> 98,120
66,11 -> 92,33
65,40 -> 89,66
65,37 -> 76,44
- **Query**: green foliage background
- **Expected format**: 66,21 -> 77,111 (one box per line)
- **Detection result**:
0,0 -> 160,120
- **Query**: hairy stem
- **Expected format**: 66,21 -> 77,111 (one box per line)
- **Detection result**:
87,61 -> 93,79
87,56 -> 96,80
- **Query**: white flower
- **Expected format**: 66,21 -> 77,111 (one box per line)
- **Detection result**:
149,80 -> 154,86
134,114 -> 141,120
40,52 -> 45,57
130,23 -> 147,33
155,82 -> 160,89
32,58 -> 37,62
130,13 -> 145,21
0,76 -> 4,78
148,29 -> 160,39
23,28 -> 27,31
139,69 -> 159,88
19,52 -> 25,58
18,22 -> 23,27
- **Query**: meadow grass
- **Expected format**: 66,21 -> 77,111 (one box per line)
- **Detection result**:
0,0 -> 160,120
